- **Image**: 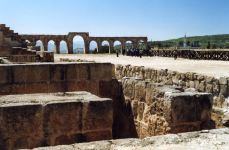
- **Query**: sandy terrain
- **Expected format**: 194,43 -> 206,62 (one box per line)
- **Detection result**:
55,54 -> 229,77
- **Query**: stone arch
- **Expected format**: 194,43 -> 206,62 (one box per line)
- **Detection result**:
48,40 -> 55,52
59,40 -> 68,54
36,40 -> 43,51
73,35 -> 85,54
101,40 -> 110,53
114,40 -> 122,53
89,40 -> 98,53
137,39 -> 146,50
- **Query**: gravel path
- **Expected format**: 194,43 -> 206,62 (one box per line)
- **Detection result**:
55,54 -> 229,77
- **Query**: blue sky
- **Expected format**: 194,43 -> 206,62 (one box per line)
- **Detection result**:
1,0 -> 229,41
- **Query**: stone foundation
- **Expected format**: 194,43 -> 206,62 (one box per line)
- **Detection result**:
0,92 -> 113,150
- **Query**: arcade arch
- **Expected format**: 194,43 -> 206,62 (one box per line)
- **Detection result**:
89,41 -> 98,53
48,40 -> 55,52
73,35 -> 85,54
36,40 -> 43,51
137,40 -> 145,50
114,41 -> 122,53
60,40 -> 68,54
101,41 -> 110,53
125,41 -> 133,50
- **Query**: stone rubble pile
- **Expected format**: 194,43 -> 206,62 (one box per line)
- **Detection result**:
60,58 -> 96,63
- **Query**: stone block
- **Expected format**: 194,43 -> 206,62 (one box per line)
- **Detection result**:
138,102 -> 145,121
66,64 -> 77,81
25,82 -> 48,94
99,80 -> 111,98
82,100 -> 113,132
54,134 -> 85,146
198,81 -> 205,92
50,81 -> 77,93
101,63 -> 112,81
190,81 -> 195,88
10,65 -> 26,83
206,84 -> 213,93
76,81 -> 89,92
164,92 -> 213,123
0,104 -> 43,149
43,101 -> 83,146
220,84 -> 228,96
90,63 -> 102,81
122,78 -> 139,100
50,64 -> 66,81
135,81 -> 147,101
78,64 -> 90,81
206,76 -> 214,84
219,77 -> 227,85
165,78 -> 173,85
88,80 -> 99,96
25,64 -> 50,82
0,66 -> 10,84
131,100 -> 138,119
0,83 -> 25,95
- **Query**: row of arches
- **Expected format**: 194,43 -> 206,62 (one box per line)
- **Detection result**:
26,36 -> 146,54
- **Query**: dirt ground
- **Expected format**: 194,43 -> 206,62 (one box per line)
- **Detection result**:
55,54 -> 229,77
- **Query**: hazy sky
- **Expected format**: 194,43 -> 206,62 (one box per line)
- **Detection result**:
1,0 -> 229,41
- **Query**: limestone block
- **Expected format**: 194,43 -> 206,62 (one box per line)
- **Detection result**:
99,80 -> 111,98
50,64 -> 66,81
101,63 -> 112,81
66,64 -> 77,81
82,100 -> 113,132
161,68 -> 168,76
206,84 -> 213,93
198,81 -> 205,92
179,80 -> 186,86
164,92 -> 213,123
220,84 -> 228,96
135,81 -> 147,101
0,83 -> 25,95
50,81 -> 77,93
180,73 -> 186,80
197,74 -> 205,81
200,120 -> 215,130
0,66 -> 10,84
122,78 -> 141,100
165,78 -> 173,85
25,82 -> 48,94
10,65 -> 26,83
156,70 -> 161,76
193,74 -> 198,80
78,64 -> 90,81
206,76 -> 214,84
186,72 -> 195,81
219,77 -> 228,85
0,104 -> 43,150
139,71 -> 144,79
140,123 -> 149,139
175,72 -> 181,80
84,130 -> 112,142
43,101 -> 83,146
25,64 -> 50,83
190,81 -> 195,88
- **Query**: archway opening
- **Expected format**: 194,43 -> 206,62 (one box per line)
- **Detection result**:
89,41 -> 98,53
73,36 -> 84,54
125,41 -> 133,50
137,40 -> 145,50
48,40 -> 55,52
60,41 -> 67,54
114,41 -> 121,53
101,41 -> 109,53
36,40 -> 43,51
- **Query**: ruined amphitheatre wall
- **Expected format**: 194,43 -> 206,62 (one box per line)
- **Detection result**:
115,64 -> 229,110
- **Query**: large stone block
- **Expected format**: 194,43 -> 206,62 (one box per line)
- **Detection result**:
135,81 -> 147,101
43,101 -> 83,146
220,84 -> 228,96
219,77 -> 227,85
25,64 -> 50,82
0,83 -> 25,95
50,81 -> 77,93
50,64 -> 66,81
0,104 -> 43,150
0,66 -> 10,84
25,82 -> 48,94
84,130 -> 112,142
66,64 -> 77,81
82,100 -> 113,132
164,93 -> 213,123
78,64 -> 90,81
10,65 -> 26,83
122,78 -> 140,100
99,80 -> 111,98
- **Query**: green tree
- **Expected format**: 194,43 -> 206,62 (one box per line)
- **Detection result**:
212,44 -> 216,49
187,41 -> 190,46
101,45 -> 109,53
206,41 -> 211,49
179,41 -> 183,46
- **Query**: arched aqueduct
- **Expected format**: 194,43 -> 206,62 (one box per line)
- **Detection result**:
20,32 -> 148,54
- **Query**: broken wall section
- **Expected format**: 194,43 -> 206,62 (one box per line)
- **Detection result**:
118,77 -> 214,139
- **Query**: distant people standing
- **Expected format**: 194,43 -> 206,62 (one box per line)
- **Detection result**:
149,49 -> 152,57
116,50 -> 119,57
173,50 -> 178,60
139,49 -> 143,58
134,49 -> 136,57
131,49 -> 134,57
126,49 -> 129,56
35,54 -> 41,62
122,49 -> 125,55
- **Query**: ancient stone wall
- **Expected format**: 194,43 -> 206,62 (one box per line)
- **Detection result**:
0,62 -> 112,96
115,64 -> 229,111
0,92 -> 113,150
117,77 -> 214,139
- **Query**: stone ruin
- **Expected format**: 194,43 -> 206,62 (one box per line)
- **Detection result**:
0,24 -> 53,63
0,61 -> 224,149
